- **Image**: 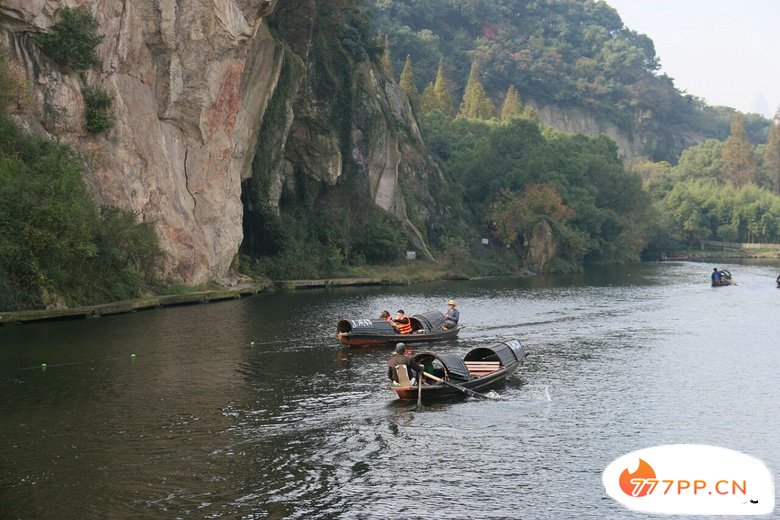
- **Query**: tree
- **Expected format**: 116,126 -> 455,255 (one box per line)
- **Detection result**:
722,114 -> 758,187
460,61 -> 495,119
398,54 -> 419,103
763,108 -> 780,194
420,82 -> 437,113
431,58 -> 455,116
488,184 -> 574,247
381,35 -> 394,79
501,85 -> 522,120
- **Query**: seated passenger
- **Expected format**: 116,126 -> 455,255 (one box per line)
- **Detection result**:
392,309 -> 413,334
379,310 -> 392,322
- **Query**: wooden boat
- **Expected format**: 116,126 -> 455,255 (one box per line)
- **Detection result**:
390,339 -> 527,401
336,310 -> 461,347
712,269 -> 734,287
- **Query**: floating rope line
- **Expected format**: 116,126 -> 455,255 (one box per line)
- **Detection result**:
18,354 -> 138,371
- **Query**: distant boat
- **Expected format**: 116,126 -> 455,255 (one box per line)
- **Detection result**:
657,251 -> 689,261
336,311 -> 461,347
389,339 -> 527,401
712,269 -> 734,287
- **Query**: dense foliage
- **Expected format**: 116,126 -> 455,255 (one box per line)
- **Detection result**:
420,113 -> 654,267
640,115 -> 780,249
0,114 -> 162,311
371,0 -> 770,160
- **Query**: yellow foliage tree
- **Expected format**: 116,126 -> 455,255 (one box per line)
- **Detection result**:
722,114 -> 757,187
460,62 -> 495,119
500,85 -> 522,120
398,55 -> 419,104
763,108 -> 780,194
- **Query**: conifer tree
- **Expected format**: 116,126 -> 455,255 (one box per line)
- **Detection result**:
420,82 -> 437,113
399,55 -> 419,103
522,104 -> 540,123
722,114 -> 758,187
501,85 -> 522,120
460,61 -> 495,119
763,108 -> 780,194
381,36 -> 394,79
432,58 -> 455,116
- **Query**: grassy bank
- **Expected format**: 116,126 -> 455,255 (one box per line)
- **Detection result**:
665,245 -> 780,260
0,258 -> 516,324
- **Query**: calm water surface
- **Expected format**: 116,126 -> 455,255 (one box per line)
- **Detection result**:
1,261 -> 778,519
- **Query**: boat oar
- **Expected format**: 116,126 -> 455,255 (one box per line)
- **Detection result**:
422,372 -> 499,400
417,372 -> 423,410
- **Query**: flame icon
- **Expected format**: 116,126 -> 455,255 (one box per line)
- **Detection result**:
619,458 -> 657,497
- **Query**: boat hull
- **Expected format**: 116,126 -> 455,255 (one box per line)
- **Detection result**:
337,326 -> 461,347
392,363 -> 520,400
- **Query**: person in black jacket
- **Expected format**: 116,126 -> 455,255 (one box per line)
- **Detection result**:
387,343 -> 423,385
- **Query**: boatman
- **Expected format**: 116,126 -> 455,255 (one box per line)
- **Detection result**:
443,299 -> 459,329
711,268 -> 722,286
387,343 -> 423,385
392,309 -> 413,334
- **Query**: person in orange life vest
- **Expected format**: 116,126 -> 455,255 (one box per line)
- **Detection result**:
392,309 -> 413,334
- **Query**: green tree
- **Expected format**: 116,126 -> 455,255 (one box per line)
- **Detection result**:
722,114 -> 758,187
0,113 -> 161,310
460,61 -> 495,119
398,54 -> 419,103
34,6 -> 103,71
431,58 -> 455,116
763,109 -> 780,194
501,85 -> 522,120
674,139 -> 725,181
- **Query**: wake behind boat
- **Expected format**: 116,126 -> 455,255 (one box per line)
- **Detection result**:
390,339 -> 527,401
336,311 -> 461,347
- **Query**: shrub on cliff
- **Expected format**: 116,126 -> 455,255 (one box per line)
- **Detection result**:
82,83 -> 114,132
34,6 -> 103,72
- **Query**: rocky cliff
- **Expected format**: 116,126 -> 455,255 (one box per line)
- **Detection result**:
531,101 -> 706,161
0,0 -> 447,283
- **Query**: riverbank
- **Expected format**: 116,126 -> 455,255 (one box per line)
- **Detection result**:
0,273 -> 479,325
669,242 -> 780,260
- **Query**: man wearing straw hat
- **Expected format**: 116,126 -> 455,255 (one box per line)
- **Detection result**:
443,299 -> 459,329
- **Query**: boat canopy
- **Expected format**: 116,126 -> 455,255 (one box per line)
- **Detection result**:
464,339 -> 525,367
410,311 -> 446,332
338,310 -> 447,335
337,319 -> 395,334
414,352 -> 471,381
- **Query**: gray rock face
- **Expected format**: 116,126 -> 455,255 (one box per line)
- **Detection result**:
1,0 -> 282,283
1,0 -> 446,283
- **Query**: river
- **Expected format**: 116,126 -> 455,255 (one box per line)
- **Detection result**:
1,261 -> 778,519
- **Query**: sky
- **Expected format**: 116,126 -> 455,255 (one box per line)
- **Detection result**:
605,0 -> 779,118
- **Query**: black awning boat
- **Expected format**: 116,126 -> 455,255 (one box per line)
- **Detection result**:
336,310 -> 461,347
390,339 -> 527,400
